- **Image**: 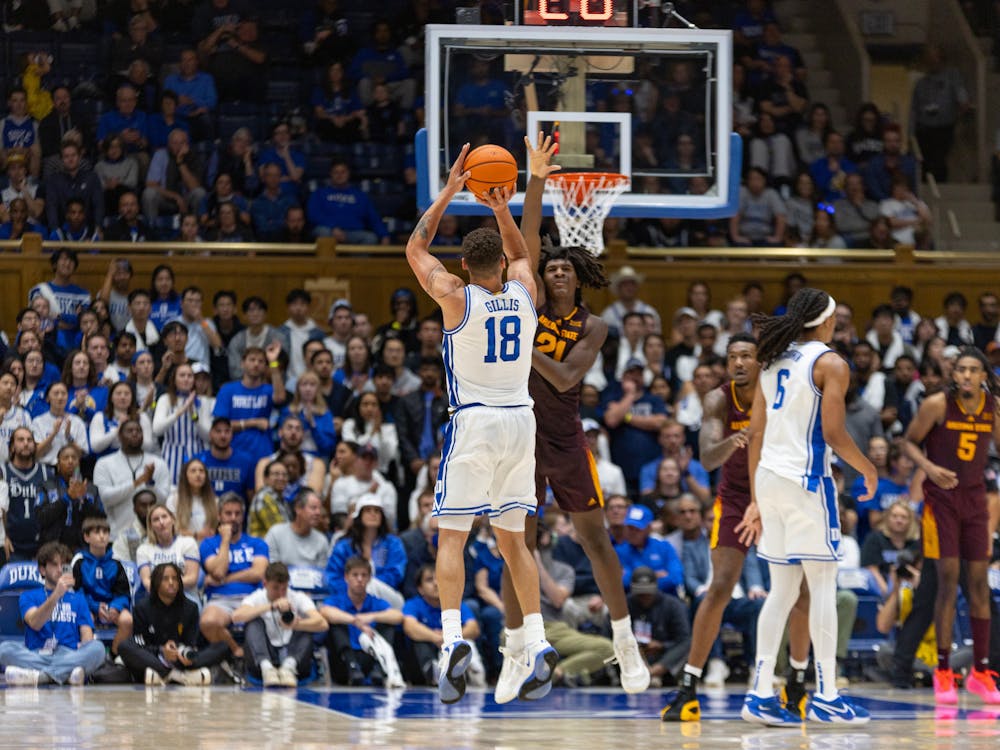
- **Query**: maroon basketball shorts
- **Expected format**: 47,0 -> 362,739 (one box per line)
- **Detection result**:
923,484 -> 990,561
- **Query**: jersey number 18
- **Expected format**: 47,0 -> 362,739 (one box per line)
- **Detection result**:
484,316 -> 521,363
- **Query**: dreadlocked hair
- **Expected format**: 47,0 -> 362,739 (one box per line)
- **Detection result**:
539,236 -> 610,305
950,345 -> 1000,396
752,287 -> 832,368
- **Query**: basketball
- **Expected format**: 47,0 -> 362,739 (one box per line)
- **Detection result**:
463,145 -> 518,198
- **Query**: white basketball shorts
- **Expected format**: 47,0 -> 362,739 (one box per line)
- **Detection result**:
755,466 -> 842,564
433,405 -> 537,525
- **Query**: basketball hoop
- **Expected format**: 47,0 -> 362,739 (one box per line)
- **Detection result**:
546,172 -> 630,256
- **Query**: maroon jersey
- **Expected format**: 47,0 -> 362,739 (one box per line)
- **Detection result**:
717,380 -> 752,502
530,302 -> 588,447
923,390 -> 995,489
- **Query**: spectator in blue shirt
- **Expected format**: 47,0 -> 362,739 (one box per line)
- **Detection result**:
402,563 -> 480,686
348,20 -> 416,109
146,91 -> 191,151
602,360 -> 670,498
312,61 -> 366,144
251,163 -> 299,242
0,542 -> 106,685
163,50 -> 218,142
257,121 -> 305,199
194,417 -> 258,502
615,505 -> 684,595
809,131 -> 858,203
97,84 -> 149,156
307,159 -> 389,244
214,345 -> 287,465
864,124 -> 919,202
320,555 -> 405,685
72,514 -> 133,656
198,493 -> 269,658
325,494 -> 407,607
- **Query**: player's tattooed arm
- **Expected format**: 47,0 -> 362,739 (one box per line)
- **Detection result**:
410,213 -> 431,243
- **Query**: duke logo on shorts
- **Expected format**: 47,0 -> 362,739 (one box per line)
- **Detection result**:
756,340 -> 841,564
434,281 -> 538,520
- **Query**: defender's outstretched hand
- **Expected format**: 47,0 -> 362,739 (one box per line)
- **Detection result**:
524,131 -> 561,181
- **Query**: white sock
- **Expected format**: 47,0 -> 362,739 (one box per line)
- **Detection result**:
683,664 -> 703,679
281,657 -> 297,672
505,626 -> 525,653
441,609 -> 463,645
260,659 -> 274,671
802,560 -> 840,700
789,657 -> 809,672
523,613 -> 545,645
750,564 -> 804,698
611,615 -> 633,640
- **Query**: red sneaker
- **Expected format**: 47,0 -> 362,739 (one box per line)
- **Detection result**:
933,669 -> 958,705
967,669 -> 1000,705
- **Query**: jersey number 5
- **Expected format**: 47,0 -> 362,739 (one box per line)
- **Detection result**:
957,432 -> 977,462
484,316 -> 521,363
772,369 -> 791,409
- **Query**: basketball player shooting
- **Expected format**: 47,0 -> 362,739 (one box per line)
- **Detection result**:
492,132 -> 649,698
736,288 -> 876,726
405,143 -> 557,705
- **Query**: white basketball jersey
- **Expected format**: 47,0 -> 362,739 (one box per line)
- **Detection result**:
758,340 -> 833,490
442,280 -> 537,410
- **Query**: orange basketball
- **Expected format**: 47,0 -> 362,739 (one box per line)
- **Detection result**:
463,145 -> 518,198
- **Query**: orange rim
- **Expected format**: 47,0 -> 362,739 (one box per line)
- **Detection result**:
549,172 -> 628,207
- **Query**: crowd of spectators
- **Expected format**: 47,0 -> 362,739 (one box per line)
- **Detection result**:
0,0 -> 975,252
0,0 -> 995,690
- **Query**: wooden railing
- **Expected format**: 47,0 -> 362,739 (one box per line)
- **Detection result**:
2,235 -> 1000,331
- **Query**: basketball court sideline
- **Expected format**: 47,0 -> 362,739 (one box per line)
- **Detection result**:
2,684 -> 997,749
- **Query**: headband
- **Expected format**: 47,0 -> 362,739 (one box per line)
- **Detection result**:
804,295 -> 836,328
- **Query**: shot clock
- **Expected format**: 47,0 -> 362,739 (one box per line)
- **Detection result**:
519,0 -> 636,27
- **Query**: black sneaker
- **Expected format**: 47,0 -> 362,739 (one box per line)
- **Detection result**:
661,684 -> 700,722
347,661 -> 367,686
781,668 -> 808,719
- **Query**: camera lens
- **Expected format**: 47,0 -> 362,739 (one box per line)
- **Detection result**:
280,609 -> 295,625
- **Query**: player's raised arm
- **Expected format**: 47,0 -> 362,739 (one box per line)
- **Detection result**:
477,186 -> 537,306
406,145 -> 470,303
521,132 -> 561,283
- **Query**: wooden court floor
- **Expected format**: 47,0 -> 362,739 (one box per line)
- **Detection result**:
0,684 -> 997,749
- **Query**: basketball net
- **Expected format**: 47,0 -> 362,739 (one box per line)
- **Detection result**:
545,172 -> 630,256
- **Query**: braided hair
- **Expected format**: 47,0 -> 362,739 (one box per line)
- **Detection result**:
539,238 -> 609,306
950,345 -> 1000,396
752,287 -> 832,368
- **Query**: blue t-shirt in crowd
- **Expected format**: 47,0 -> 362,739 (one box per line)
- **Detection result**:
402,596 -> 474,633
193,449 -> 256,498
323,591 -> 391,649
638,456 -> 710,496
600,385 -> 669,484
213,381 -> 275,464
19,586 -> 94,650
469,539 -> 504,595
150,296 -> 182,332
199,533 -> 269,598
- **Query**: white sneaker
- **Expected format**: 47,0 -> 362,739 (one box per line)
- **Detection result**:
360,631 -> 407,689
5,666 -> 40,687
277,666 -> 298,688
519,640 -> 558,701
68,667 -> 86,686
145,668 -> 165,686
611,632 -> 651,694
703,658 -> 730,688
494,646 -> 530,704
260,663 -> 281,688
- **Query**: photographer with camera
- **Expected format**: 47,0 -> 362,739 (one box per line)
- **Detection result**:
119,562 -> 230,685
874,547 -> 974,684
860,500 -> 922,597
232,561 -> 328,687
